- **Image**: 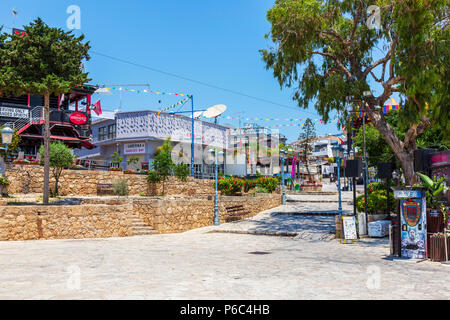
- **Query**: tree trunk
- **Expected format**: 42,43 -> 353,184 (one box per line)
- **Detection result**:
43,93 -> 50,204
367,107 -> 418,185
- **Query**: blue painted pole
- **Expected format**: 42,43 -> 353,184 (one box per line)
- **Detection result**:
191,95 -> 195,177
214,150 -> 219,225
337,156 -> 342,215
281,156 -> 286,205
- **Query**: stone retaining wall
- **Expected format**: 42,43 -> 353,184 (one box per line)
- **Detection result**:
0,204 -> 132,241
0,193 -> 281,241
133,193 -> 282,234
5,165 -> 213,196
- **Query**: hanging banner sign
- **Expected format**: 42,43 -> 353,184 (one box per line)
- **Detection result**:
0,107 -> 29,118
124,142 -> 146,155
69,112 -> 88,125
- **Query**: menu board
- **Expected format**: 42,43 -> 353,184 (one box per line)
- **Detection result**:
342,216 -> 358,240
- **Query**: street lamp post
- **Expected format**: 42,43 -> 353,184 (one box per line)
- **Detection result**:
1,124 -> 14,150
0,124 -> 14,182
332,145 -> 344,216
210,148 -> 224,226
361,91 -> 373,233
280,149 -> 286,205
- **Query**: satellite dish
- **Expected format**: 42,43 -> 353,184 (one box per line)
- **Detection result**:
203,104 -> 227,119
191,111 -> 204,119
94,87 -> 112,95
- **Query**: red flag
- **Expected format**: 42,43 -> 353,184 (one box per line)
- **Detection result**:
93,100 -> 102,116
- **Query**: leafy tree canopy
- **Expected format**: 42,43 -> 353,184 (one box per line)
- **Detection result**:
261,0 -> 449,184
0,17 -> 90,97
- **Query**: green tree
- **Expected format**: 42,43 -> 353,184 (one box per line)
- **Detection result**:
297,118 -> 316,182
261,0 -> 449,184
173,163 -> 190,182
353,110 -> 449,167
152,138 -> 175,194
110,152 -> 123,168
39,142 -> 74,196
0,18 -> 90,203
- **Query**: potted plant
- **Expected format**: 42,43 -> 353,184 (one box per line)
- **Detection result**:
417,172 -> 448,230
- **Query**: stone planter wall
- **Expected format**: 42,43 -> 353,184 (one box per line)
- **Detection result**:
5,165 -> 213,196
0,204 -> 132,241
133,193 -> 282,234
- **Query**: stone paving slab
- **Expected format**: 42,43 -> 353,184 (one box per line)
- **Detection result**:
0,231 -> 448,299
204,201 -> 355,241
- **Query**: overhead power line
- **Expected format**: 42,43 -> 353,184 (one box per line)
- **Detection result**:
91,50 -> 320,117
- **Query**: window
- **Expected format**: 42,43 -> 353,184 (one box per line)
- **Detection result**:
98,127 -> 107,141
107,124 -> 116,140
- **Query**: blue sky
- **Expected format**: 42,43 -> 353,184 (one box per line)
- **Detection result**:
2,0 -> 348,142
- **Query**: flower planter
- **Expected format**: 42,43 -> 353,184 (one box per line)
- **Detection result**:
108,168 -> 123,172
13,161 -> 40,165
427,208 -> 445,233
123,171 -> 136,175
429,234 -> 450,262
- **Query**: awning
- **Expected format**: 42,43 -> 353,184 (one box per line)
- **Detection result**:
19,134 -> 96,150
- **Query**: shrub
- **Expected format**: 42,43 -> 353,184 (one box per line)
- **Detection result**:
367,181 -> 387,193
243,180 -> 257,193
356,190 -> 395,214
174,163 -> 189,182
146,169 -> 161,183
217,177 -> 244,195
39,142 -> 74,196
113,179 -> 129,196
256,176 -> 278,193
0,174 -> 9,188
255,186 -> 269,193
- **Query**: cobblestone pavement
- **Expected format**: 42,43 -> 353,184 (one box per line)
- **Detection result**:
206,193 -> 355,241
0,201 -> 449,300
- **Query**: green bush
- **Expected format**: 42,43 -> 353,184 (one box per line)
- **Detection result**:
217,177 -> 244,196
0,174 -> 9,188
255,186 -> 269,193
256,177 -> 278,193
146,169 -> 161,183
113,179 -> 129,196
356,190 -> 395,214
174,163 -> 189,182
243,180 -> 257,193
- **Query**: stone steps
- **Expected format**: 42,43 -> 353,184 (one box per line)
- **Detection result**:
130,215 -> 157,236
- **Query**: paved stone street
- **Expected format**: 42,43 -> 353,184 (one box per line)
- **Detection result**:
0,194 -> 449,300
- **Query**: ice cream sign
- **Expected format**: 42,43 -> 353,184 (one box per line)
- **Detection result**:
124,142 -> 145,155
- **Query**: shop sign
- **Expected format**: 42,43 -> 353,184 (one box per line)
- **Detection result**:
124,143 -> 145,155
69,112 -> 88,125
0,107 -> 29,118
